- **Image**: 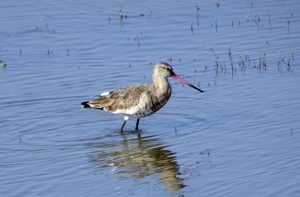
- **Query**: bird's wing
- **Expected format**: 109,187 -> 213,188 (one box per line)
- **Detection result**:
87,84 -> 153,112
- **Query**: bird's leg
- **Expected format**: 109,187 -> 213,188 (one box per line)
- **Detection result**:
120,120 -> 127,133
120,116 -> 129,133
135,118 -> 140,131
137,130 -> 141,138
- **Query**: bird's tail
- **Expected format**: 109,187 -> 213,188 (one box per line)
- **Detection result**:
81,100 -> 104,110
81,101 -> 91,108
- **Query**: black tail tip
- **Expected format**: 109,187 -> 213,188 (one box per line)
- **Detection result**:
81,101 -> 91,108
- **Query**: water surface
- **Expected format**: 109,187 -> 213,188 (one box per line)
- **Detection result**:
1,0 -> 300,196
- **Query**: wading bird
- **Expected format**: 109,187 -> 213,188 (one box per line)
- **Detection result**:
81,62 -> 203,132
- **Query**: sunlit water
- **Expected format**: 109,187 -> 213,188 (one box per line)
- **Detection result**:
1,0 -> 300,196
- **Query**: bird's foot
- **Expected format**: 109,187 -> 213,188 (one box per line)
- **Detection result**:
117,129 -> 142,135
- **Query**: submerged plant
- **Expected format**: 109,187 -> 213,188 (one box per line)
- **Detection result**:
0,60 -> 7,68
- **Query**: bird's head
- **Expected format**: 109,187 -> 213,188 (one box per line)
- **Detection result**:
155,62 -> 175,78
154,62 -> 204,93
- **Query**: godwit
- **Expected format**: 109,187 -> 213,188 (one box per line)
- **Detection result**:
81,62 -> 203,132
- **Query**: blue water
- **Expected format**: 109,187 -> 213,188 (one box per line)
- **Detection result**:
1,0 -> 300,196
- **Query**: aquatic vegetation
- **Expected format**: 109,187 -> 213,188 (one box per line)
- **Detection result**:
0,60 -> 6,68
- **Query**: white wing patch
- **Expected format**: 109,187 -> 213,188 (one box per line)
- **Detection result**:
100,91 -> 110,96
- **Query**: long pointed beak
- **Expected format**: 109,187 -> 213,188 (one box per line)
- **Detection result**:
171,74 -> 204,93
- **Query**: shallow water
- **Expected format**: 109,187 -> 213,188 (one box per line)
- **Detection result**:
1,0 -> 300,196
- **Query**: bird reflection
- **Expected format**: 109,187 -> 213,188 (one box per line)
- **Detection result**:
89,134 -> 185,192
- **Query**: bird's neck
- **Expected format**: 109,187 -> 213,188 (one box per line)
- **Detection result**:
152,73 -> 171,95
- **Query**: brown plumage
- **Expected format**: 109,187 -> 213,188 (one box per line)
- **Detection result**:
82,62 -> 203,132
84,84 -> 170,116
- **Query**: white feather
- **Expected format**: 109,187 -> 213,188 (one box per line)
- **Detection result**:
123,115 -> 129,121
100,92 -> 110,96
100,91 -> 110,96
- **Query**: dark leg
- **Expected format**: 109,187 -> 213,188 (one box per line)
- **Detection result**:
120,120 -> 127,133
137,131 -> 141,138
135,118 -> 140,131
